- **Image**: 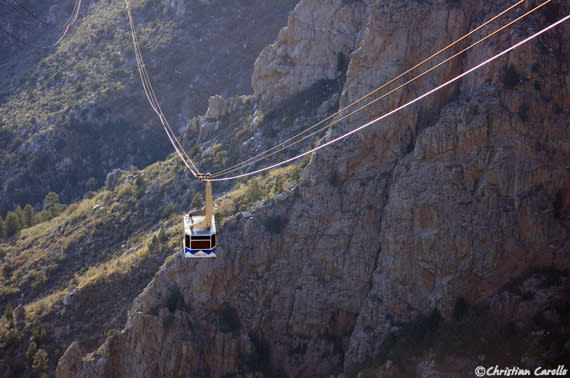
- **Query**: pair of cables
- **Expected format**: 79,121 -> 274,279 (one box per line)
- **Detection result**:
125,0 -> 566,183
125,0 -> 202,178
207,0 -> 557,181
0,0 -> 82,48
209,11 -> 569,182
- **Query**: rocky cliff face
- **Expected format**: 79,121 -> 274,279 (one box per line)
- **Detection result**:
252,0 -> 366,104
58,0 -> 570,376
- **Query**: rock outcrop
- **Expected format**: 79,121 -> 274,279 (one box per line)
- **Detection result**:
252,0 -> 367,104
58,0 -> 570,376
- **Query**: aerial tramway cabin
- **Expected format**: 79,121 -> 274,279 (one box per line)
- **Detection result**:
183,180 -> 216,258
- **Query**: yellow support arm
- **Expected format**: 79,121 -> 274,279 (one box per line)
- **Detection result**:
191,180 -> 212,230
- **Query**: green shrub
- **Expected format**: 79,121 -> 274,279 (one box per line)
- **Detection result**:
503,65 -> 520,89
247,332 -> 271,374
453,297 -> 468,321
219,303 -> 240,333
161,204 -> 175,219
31,349 -> 48,374
32,326 -> 47,344
371,308 -> 442,367
26,341 -> 38,364
116,184 -> 135,204
336,51 -> 349,73
245,179 -> 263,205
542,3 -> 559,23
214,211 -> 225,227
165,286 -> 185,313
149,228 -> 169,254
299,154 -> 311,169
190,144 -> 202,157
264,214 -> 285,234
518,103 -> 529,122
214,150 -> 228,170
328,171 -> 339,187
273,176 -> 285,195
235,124 -> 251,140
135,175 -> 147,198
106,329 -> 121,338
400,309 -> 442,347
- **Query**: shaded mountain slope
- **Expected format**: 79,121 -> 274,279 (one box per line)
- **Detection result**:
0,0 -> 297,213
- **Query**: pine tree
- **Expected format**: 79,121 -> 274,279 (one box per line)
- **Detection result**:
4,212 -> 20,238
15,205 -> 23,227
43,192 -> 63,219
32,349 -> 48,374
4,302 -> 13,322
135,175 -> 146,199
85,177 -> 97,192
149,235 -> 159,253
214,150 -> 227,170
32,326 -> 47,344
26,341 -> 38,363
23,204 -> 34,228
158,227 -> 168,243
43,192 -> 59,212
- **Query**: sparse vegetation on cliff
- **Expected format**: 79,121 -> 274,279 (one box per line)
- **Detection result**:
0,142 -> 305,376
